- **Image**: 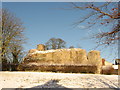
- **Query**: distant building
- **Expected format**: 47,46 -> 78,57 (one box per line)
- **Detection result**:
115,59 -> 120,65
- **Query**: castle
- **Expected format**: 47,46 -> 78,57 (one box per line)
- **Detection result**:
18,44 -> 116,74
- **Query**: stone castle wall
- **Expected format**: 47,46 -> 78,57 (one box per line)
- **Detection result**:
24,44 -> 102,66
18,44 -> 115,74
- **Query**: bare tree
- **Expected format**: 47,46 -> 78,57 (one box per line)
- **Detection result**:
69,46 -> 74,49
68,2 -> 119,46
45,38 -> 66,50
0,9 -> 25,70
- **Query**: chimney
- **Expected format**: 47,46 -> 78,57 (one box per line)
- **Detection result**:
102,58 -> 105,66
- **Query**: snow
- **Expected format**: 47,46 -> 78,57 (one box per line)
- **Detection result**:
112,65 -> 118,69
31,50 -> 56,54
0,72 -> 118,89
29,48 -> 82,54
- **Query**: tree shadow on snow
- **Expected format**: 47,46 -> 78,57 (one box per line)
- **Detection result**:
13,79 -> 119,90
24,79 -> 72,90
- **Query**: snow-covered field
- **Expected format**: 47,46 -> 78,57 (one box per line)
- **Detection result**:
0,72 -> 119,89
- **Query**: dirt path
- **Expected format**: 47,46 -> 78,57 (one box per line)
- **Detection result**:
0,72 -> 119,89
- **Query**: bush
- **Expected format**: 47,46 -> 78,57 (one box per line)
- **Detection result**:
18,64 -> 98,74
101,65 -> 114,75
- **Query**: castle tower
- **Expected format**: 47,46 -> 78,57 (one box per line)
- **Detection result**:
37,44 -> 45,51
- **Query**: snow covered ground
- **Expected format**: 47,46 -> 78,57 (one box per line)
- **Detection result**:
0,72 -> 119,89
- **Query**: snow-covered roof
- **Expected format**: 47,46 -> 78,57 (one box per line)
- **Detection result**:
112,65 -> 118,69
